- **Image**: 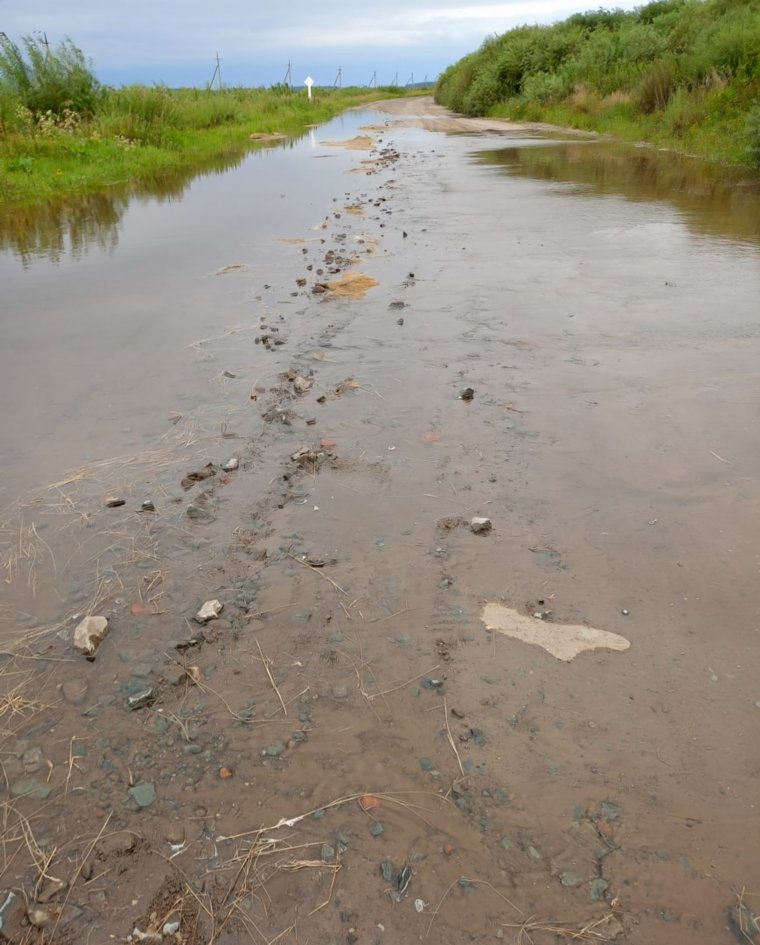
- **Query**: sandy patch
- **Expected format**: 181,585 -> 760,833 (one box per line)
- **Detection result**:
344,205 -> 364,216
214,264 -> 248,275
249,132 -> 286,141
321,135 -> 376,150
325,272 -> 378,299
482,602 -> 630,662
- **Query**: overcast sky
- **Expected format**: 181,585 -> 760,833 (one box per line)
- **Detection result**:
2,0 -> 641,88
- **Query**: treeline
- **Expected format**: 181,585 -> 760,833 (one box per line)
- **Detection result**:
435,0 -> 760,165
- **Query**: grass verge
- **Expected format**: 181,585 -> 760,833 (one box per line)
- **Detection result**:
0,86 -> 414,210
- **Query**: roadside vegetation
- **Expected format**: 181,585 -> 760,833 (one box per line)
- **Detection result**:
435,0 -> 760,167
0,34 -> 410,208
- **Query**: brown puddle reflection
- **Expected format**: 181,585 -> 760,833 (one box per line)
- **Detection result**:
0,138 -> 302,264
477,140 -> 760,247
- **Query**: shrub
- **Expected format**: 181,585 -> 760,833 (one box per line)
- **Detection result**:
636,59 -> 676,111
0,34 -> 101,116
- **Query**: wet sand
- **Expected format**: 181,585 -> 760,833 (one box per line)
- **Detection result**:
0,98 -> 759,944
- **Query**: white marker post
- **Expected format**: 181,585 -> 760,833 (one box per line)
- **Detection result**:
304,75 -> 314,100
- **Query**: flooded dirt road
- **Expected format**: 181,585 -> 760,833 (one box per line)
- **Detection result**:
1,97 -> 759,945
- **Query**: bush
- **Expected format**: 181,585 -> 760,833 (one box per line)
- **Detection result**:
635,59 -> 676,111
0,34 -> 101,116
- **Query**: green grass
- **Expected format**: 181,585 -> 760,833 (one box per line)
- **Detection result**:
0,84 -> 413,209
435,0 -> 760,168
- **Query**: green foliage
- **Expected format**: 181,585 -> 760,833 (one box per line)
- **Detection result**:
435,0 -> 760,166
0,74 -> 426,208
747,104 -> 760,165
0,34 -> 101,116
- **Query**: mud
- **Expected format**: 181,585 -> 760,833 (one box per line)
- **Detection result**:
0,97 -> 759,945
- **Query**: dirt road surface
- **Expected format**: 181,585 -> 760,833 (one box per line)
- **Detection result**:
1,97 -> 759,945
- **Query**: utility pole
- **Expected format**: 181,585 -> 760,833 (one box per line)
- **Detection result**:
392,71 -> 398,87
333,66 -> 342,89
283,60 -> 292,89
208,52 -> 222,91
406,72 -> 414,87
368,70 -> 376,88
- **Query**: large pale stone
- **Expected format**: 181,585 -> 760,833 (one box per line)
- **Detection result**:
73,616 -> 109,657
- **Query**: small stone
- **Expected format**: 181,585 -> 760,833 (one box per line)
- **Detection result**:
73,616 -> 110,658
221,457 -> 239,472
27,908 -> 51,928
165,824 -> 186,845
163,919 -> 181,935
590,878 -> 609,902
380,861 -> 393,882
470,517 -> 492,535
140,499 -> 156,512
321,843 -> 336,861
97,831 -> 137,857
128,782 -> 156,808
263,741 -> 285,758
10,778 -> 52,800
460,387 -> 475,402
527,846 -> 542,860
419,757 -> 435,772
22,747 -> 44,773
187,503 -> 215,522
560,872 -> 581,887
621,608 -> 629,615
371,822 -> 385,837
127,687 -> 157,710
104,496 -> 125,508
195,599 -> 223,624
293,376 -> 313,394
331,686 -> 349,699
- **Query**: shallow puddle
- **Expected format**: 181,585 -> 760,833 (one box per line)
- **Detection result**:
0,99 -> 758,945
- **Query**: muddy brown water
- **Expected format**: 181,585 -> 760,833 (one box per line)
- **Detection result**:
1,98 -> 759,944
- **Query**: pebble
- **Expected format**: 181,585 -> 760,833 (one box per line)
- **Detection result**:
195,599 -> 223,624
221,457 -> 239,471
165,824 -> 186,845
470,517 -> 492,535
104,497 -> 126,508
331,686 -> 349,699
371,822 -> 385,837
321,843 -> 336,861
128,782 -> 157,808
21,747 -> 44,773
73,615 -> 110,658
27,908 -> 51,928
127,688 -> 157,710
10,777 -> 52,800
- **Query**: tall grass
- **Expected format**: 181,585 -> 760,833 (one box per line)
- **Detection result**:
435,0 -> 760,167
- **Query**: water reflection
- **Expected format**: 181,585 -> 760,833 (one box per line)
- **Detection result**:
0,137 -> 301,265
477,141 -> 760,247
